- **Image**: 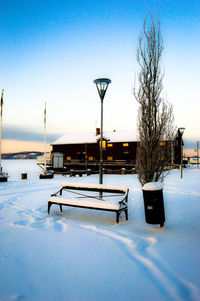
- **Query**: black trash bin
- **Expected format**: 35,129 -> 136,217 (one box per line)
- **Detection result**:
142,182 -> 165,228
21,172 -> 27,180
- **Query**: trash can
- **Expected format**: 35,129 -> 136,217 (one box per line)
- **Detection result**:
142,182 -> 165,227
21,172 -> 27,180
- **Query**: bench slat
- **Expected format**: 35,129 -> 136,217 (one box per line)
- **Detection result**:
61,182 -> 128,194
49,196 -> 121,210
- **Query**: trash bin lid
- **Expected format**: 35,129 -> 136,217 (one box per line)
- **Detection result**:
142,182 -> 163,191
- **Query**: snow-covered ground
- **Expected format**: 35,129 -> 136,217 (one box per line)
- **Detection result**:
0,160 -> 200,301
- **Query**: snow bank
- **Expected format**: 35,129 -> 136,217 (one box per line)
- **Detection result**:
0,160 -> 200,301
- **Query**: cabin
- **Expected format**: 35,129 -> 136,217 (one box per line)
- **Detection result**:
51,128 -> 138,172
37,128 -> 182,173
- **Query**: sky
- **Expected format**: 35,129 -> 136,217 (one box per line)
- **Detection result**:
0,0 -> 199,154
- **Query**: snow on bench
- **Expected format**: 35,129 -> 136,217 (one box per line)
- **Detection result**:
49,196 -> 121,210
48,182 -> 129,223
61,182 -> 128,193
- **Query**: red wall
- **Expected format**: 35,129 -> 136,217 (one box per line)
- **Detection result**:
52,141 -> 137,162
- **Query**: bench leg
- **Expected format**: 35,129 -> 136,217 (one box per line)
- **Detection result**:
48,202 -> 52,214
59,204 -> 63,212
116,212 -> 120,223
125,209 -> 128,221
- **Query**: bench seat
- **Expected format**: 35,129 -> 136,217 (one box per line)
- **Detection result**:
49,196 -> 120,210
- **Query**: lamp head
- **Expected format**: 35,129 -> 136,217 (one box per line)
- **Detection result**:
178,127 -> 185,135
94,78 -> 111,101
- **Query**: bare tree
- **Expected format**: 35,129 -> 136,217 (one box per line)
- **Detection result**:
134,15 -> 176,186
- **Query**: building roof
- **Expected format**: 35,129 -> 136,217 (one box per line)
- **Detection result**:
51,130 -> 138,145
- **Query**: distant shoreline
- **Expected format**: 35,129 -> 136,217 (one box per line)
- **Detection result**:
2,151 -> 44,160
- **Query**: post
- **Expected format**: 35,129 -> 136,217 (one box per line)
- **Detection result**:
197,141 -> 199,169
44,102 -> 47,173
178,128 -> 185,179
0,106 -> 2,171
0,89 -> 3,171
180,138 -> 183,179
99,99 -> 103,184
121,168 -> 126,175
85,143 -> 88,170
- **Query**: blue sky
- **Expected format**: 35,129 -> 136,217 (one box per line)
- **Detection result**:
0,0 -> 200,153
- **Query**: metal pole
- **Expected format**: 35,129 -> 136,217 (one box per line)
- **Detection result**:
0,89 -> 3,172
44,102 -> 47,173
99,98 -> 103,184
85,143 -> 88,170
180,135 -> 183,179
0,111 -> 2,172
44,124 -> 47,172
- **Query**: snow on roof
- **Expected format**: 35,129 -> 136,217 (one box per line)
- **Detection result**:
51,130 -> 138,145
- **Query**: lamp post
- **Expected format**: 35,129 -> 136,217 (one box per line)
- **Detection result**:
197,141 -> 200,168
178,127 -> 185,179
94,78 -> 111,184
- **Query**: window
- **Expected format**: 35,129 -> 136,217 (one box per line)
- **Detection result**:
99,140 -> 106,149
160,142 -> 165,146
107,156 -> 113,161
123,143 -> 129,147
107,143 -> 113,147
88,156 -> 93,161
66,156 -> 71,160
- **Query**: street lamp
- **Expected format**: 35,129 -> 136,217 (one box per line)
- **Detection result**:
178,127 -> 185,179
196,141 -> 200,168
94,78 -> 111,184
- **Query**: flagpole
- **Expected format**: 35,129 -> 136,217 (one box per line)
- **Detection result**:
0,105 -> 2,171
39,101 -> 53,179
0,89 -> 4,172
44,102 -> 47,173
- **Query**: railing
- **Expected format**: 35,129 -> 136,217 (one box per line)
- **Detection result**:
64,159 -> 136,167
37,155 -> 52,165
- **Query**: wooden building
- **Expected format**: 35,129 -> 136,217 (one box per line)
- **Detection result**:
50,128 -> 138,171
36,128 -> 182,172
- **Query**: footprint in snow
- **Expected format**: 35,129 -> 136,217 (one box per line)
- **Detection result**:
81,225 -> 199,301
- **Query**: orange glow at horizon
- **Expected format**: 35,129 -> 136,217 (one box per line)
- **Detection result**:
2,140 -> 52,153
1,140 -> 196,156
183,149 -> 197,157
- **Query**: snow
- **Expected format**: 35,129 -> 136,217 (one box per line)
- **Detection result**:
143,182 -> 163,191
52,130 -> 138,145
61,182 -> 128,193
49,196 -> 121,210
0,160 -> 200,300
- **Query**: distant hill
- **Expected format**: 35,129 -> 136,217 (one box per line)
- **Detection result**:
2,151 -> 44,159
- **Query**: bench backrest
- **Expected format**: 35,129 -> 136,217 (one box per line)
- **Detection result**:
61,182 -> 128,194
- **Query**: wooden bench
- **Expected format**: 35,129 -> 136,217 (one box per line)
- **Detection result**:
48,182 -> 129,223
